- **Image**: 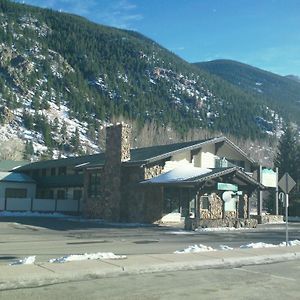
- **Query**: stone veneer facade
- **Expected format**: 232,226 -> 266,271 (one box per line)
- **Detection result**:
84,123 -> 131,221
83,123 -> 256,227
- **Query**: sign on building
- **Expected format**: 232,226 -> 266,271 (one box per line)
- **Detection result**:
217,183 -> 238,192
261,168 -> 277,188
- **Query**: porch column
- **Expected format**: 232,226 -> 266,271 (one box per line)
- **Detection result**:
257,165 -> 263,217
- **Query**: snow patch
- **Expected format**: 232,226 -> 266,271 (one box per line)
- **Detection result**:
196,227 -> 250,232
219,245 -> 234,250
143,166 -> 211,183
10,256 -> 36,265
49,252 -> 126,263
240,242 -> 277,249
240,240 -> 300,248
174,244 -> 216,253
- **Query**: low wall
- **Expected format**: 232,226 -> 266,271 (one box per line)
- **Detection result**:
252,214 -> 284,224
6,198 -> 32,211
57,199 -> 79,212
192,218 -> 257,230
0,198 -> 81,213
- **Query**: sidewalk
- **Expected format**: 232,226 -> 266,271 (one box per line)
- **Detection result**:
1,246 -> 300,291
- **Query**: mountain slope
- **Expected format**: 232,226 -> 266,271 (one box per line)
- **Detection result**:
194,59 -> 300,123
0,0 -> 283,159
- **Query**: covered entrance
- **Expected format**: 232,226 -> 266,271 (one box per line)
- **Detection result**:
142,166 -> 265,228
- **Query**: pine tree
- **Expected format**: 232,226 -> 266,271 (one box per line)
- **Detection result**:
71,127 -> 81,152
274,126 -> 298,180
24,141 -> 34,160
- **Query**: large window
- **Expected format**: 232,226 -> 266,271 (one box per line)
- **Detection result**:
58,167 -> 67,175
5,188 -> 27,198
37,189 -> 54,199
57,190 -> 66,199
200,196 -> 209,210
73,189 -> 83,200
51,168 -> 56,176
88,172 -> 101,198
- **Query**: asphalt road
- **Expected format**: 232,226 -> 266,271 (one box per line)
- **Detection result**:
0,217 -> 299,265
1,259 -> 299,299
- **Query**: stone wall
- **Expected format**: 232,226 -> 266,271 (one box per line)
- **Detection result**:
120,166 -> 145,222
144,164 -> 164,180
198,218 -> 257,228
238,194 -> 249,219
200,193 -> 223,219
252,214 -> 284,224
123,163 -> 165,222
83,124 -> 131,221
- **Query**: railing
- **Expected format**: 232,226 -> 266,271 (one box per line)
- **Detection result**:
0,197 -> 81,213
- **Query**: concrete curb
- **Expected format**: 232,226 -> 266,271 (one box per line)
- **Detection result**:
1,248 -> 300,291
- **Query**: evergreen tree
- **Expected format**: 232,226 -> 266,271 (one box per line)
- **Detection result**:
24,141 -> 34,160
274,126 -> 300,215
71,127 -> 81,152
274,126 -> 298,180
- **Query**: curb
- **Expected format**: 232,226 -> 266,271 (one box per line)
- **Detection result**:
1,250 -> 300,291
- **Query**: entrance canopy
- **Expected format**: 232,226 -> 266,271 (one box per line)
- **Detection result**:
141,166 -> 265,191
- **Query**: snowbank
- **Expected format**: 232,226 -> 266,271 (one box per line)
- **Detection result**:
49,252 -> 127,263
174,244 -> 216,253
10,256 -> 36,265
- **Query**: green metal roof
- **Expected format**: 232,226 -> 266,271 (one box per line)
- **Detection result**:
0,172 -> 35,183
128,138 -> 213,163
0,160 -> 30,171
16,153 -> 105,171
14,136 -> 254,172
16,138 -> 214,171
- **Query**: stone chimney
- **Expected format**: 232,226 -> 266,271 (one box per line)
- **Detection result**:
102,123 -> 131,221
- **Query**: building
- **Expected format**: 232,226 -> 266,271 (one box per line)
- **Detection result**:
12,123 -> 264,227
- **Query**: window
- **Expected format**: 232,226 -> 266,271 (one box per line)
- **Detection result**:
41,169 -> 47,176
73,189 -> 82,200
37,189 -> 54,199
58,167 -> 66,175
5,188 -> 27,198
57,190 -> 66,199
200,196 -> 209,210
51,168 -> 56,176
227,159 -> 245,169
88,172 -> 101,197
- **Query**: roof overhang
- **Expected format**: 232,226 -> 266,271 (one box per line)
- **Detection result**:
124,136 -> 255,167
141,167 -> 265,190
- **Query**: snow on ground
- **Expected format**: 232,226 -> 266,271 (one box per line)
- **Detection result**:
196,227 -> 251,232
240,242 -> 277,249
167,230 -> 195,235
175,240 -> 300,254
10,256 -> 36,266
174,244 -> 216,253
280,240 -> 300,246
49,252 -> 126,263
219,245 -> 234,250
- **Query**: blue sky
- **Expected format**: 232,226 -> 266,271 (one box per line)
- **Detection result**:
15,0 -> 300,76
